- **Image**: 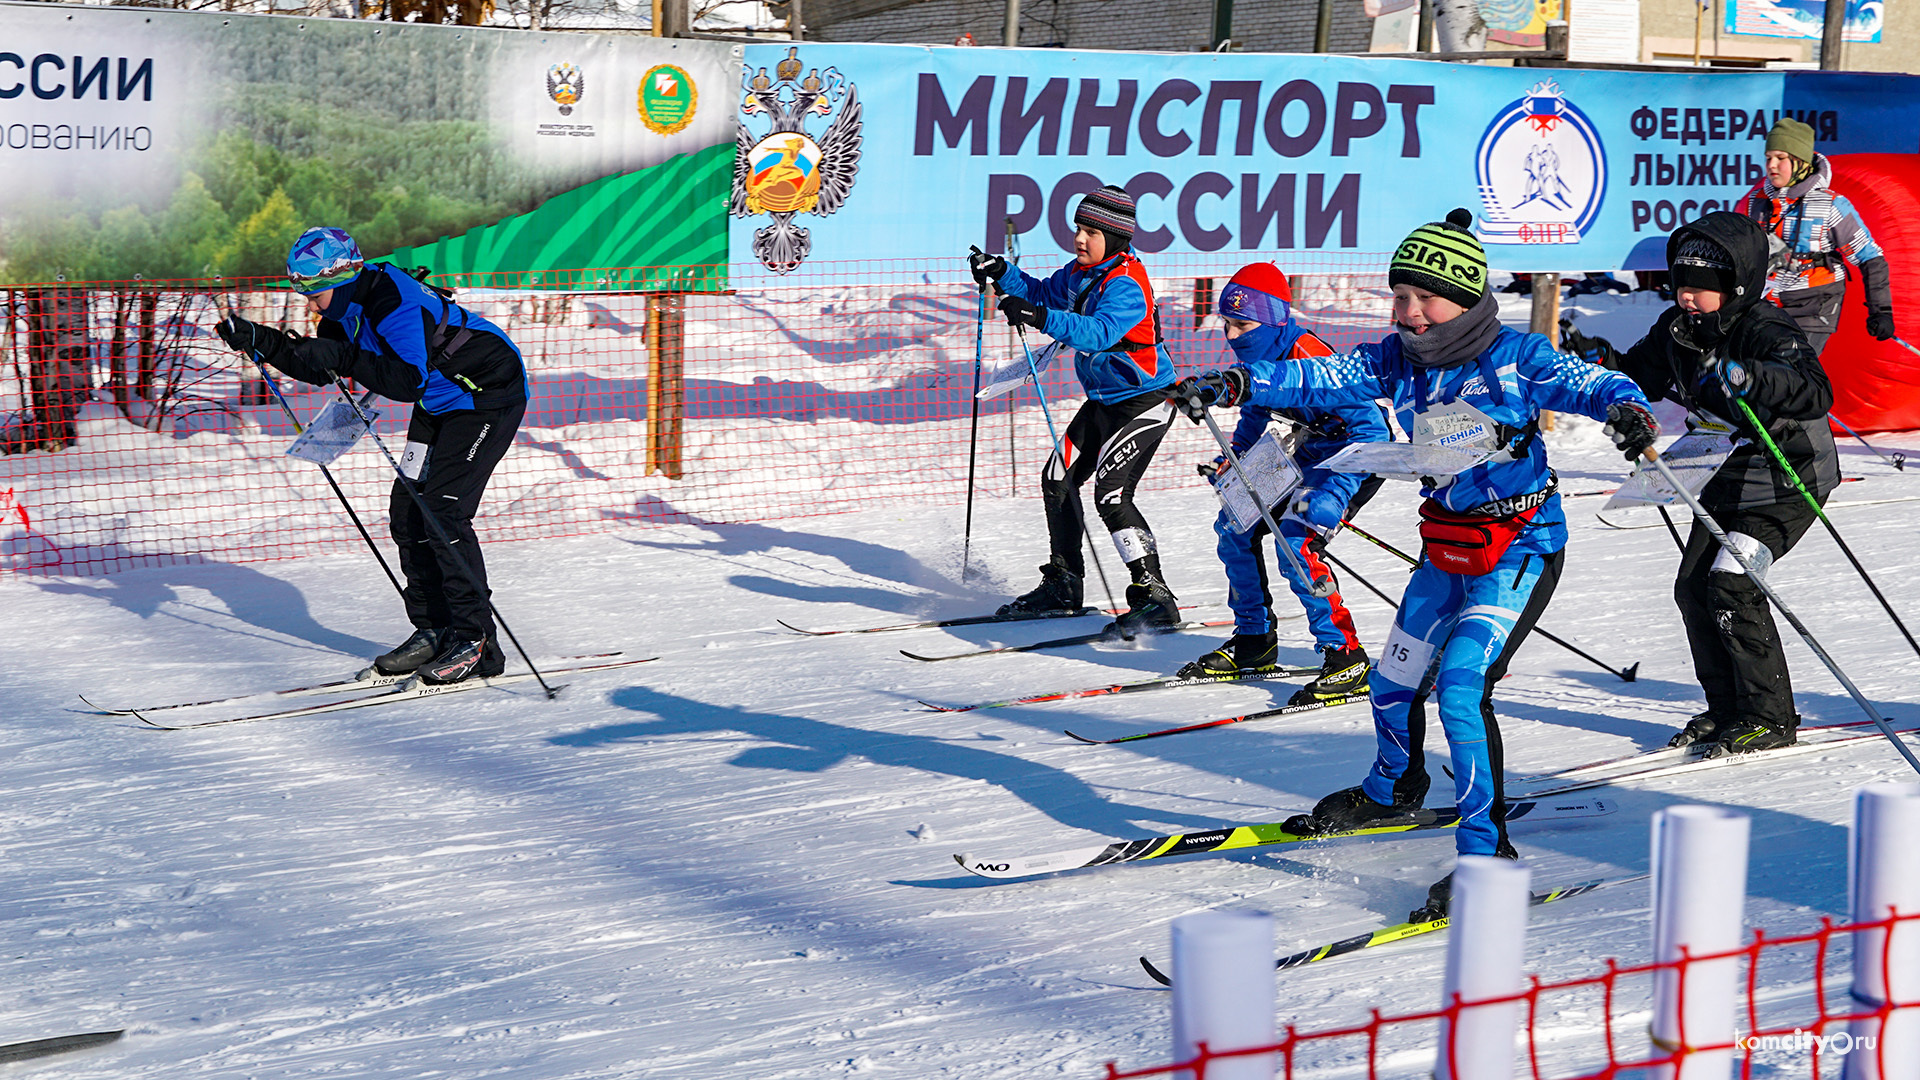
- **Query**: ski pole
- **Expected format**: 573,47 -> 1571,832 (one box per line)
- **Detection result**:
1736,397 -> 1920,662
1827,412 -> 1905,471
1013,327 -> 1124,631
320,376 -> 558,697
1892,335 -> 1920,362
1339,518 -> 1641,682
212,294 -> 404,600
960,273 -> 986,580
1182,396 -> 1332,597
1656,506 -> 1686,554
1643,447 -> 1920,776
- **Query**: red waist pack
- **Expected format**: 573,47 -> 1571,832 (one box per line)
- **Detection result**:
1418,499 -> 1541,576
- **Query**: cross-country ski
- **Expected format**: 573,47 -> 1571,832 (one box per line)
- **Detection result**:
1137,874 -> 1649,984
915,665 -> 1319,713
953,797 -> 1614,879
899,619 -> 1235,661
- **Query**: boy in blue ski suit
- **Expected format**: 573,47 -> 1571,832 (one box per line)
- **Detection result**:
968,186 -> 1180,635
1175,210 -> 1659,920
1180,262 -> 1389,708
214,227 -> 529,685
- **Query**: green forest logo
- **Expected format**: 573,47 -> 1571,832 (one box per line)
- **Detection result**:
547,63 -> 583,116
730,47 -> 862,274
637,64 -> 696,136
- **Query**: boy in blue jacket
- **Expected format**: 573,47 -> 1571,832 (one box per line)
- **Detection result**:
1181,262 -> 1389,707
1175,210 -> 1659,920
215,227 -> 529,685
968,186 -> 1180,635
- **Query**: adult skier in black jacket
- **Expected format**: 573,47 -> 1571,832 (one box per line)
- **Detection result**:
1590,211 -> 1838,755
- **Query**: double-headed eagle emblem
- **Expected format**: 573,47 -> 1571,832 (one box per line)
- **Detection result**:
730,47 -> 862,274
547,63 -> 583,116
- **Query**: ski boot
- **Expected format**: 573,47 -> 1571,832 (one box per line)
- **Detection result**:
1407,839 -> 1519,924
1287,645 -> 1370,707
1667,710 -> 1726,749
997,556 -> 1084,618
418,633 -> 507,685
1106,576 -> 1180,638
1177,631 -> 1278,679
374,627 -> 445,675
1283,773 -> 1430,836
1706,717 -> 1798,758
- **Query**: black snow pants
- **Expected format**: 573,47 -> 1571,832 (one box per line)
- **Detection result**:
1041,390 -> 1175,582
389,400 -> 526,639
1674,496 -> 1821,731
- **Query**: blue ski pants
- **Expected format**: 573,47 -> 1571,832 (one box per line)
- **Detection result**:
1360,546 -> 1564,856
1215,512 -> 1362,651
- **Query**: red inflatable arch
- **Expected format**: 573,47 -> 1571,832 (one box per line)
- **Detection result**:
1821,153 -> 1920,434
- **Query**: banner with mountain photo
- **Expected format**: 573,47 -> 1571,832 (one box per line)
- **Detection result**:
0,4 -> 740,290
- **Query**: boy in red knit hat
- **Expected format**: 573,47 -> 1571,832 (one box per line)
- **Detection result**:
1181,263 -> 1388,705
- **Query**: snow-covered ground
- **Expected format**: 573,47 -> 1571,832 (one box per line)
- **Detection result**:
6,400 -> 1920,1076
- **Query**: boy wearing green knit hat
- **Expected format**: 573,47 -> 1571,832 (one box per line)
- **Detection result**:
1735,116 -> 1895,352
1172,208 -> 1657,924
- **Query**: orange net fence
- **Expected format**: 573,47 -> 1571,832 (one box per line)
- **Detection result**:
1103,909 -> 1920,1079
0,253 -> 1399,577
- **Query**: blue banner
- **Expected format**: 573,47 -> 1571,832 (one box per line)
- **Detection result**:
728,44 -> 1920,280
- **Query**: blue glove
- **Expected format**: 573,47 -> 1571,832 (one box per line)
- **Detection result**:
1706,354 -> 1752,399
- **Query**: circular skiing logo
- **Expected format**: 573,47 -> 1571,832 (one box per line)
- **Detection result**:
638,64 -> 698,136
1475,80 -> 1606,245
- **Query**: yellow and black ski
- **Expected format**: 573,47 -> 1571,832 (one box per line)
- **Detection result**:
1138,873 -> 1648,984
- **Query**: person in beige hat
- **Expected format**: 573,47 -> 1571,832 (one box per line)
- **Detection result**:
1735,116 -> 1895,354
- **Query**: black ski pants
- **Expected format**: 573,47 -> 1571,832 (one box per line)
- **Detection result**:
389,400 -> 526,639
1041,391 -> 1174,580
1675,496 -> 1820,730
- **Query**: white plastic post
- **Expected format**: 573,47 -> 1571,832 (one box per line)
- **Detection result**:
1844,782 -> 1920,1080
1170,911 -> 1275,1080
1438,855 -> 1533,1080
1650,805 -> 1751,1080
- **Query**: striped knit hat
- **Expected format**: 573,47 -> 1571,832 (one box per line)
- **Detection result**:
1074,185 -> 1135,243
1389,208 -> 1487,309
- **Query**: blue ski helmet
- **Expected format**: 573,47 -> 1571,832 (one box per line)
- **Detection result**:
286,227 -> 365,294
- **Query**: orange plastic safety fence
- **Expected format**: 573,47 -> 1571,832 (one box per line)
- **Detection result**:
0,253 -> 1397,577
1101,909 -> 1920,1079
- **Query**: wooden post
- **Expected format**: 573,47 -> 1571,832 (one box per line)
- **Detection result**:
646,293 -> 686,479
1530,273 -> 1560,431
18,287 -> 92,452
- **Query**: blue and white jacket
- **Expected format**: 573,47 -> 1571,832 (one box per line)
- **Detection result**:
1243,327 -> 1648,554
997,252 -> 1176,404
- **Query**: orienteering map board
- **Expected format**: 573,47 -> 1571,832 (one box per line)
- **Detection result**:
1216,431 -> 1304,534
287,402 -> 380,467
977,340 -> 1063,400
1319,441 -> 1494,482
1602,425 -> 1739,510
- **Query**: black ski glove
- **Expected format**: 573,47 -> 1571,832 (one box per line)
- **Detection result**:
1172,368 -> 1250,421
1603,401 -> 1660,462
214,314 -> 296,368
1558,320 -> 1619,367
1867,308 -> 1897,342
1704,353 -> 1754,400
997,295 -> 1048,331
967,246 -> 1008,290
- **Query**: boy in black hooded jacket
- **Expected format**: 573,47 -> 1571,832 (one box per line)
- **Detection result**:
1578,211 -> 1837,755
